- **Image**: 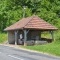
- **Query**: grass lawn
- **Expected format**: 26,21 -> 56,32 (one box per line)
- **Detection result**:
0,33 -> 7,43
22,41 -> 60,56
21,31 -> 60,56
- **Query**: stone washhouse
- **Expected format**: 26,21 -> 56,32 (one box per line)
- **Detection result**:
4,16 -> 57,46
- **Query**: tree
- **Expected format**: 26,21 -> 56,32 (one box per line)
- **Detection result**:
0,0 -> 60,32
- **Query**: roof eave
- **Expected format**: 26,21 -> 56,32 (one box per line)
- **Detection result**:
4,27 -> 24,31
23,27 -> 58,31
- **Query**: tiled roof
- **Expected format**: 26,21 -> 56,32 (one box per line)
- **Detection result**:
4,15 -> 57,31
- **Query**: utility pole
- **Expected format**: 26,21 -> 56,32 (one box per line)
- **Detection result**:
23,6 -> 26,18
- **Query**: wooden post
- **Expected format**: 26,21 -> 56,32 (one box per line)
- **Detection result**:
23,30 -> 27,46
50,31 -> 54,41
39,31 -> 41,40
7,32 -> 9,44
15,31 -> 17,45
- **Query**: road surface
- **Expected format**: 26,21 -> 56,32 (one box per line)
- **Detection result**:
0,45 -> 60,60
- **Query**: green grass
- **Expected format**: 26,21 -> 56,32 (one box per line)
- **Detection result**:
0,33 -> 7,43
21,30 -> 60,56
22,41 -> 60,56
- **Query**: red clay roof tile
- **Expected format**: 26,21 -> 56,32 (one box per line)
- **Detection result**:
4,15 -> 57,31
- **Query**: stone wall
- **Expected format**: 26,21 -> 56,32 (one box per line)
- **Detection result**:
8,31 -> 15,44
7,30 -> 41,45
27,30 -> 40,40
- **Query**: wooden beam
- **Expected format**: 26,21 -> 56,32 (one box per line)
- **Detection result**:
15,31 -> 18,45
39,31 -> 41,40
23,30 -> 27,46
50,31 -> 54,41
7,32 -> 9,44
27,30 -> 30,34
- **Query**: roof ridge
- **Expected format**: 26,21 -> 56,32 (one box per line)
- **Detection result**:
23,16 -> 35,28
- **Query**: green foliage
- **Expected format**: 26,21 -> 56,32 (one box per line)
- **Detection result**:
0,33 -> 7,43
0,0 -> 60,32
54,30 -> 60,41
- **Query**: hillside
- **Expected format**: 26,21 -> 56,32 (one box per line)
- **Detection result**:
0,0 -> 60,32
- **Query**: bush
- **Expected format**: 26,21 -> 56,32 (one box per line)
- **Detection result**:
54,30 -> 60,41
0,33 -> 7,43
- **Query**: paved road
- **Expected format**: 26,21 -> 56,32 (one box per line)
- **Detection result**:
0,45 -> 60,60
